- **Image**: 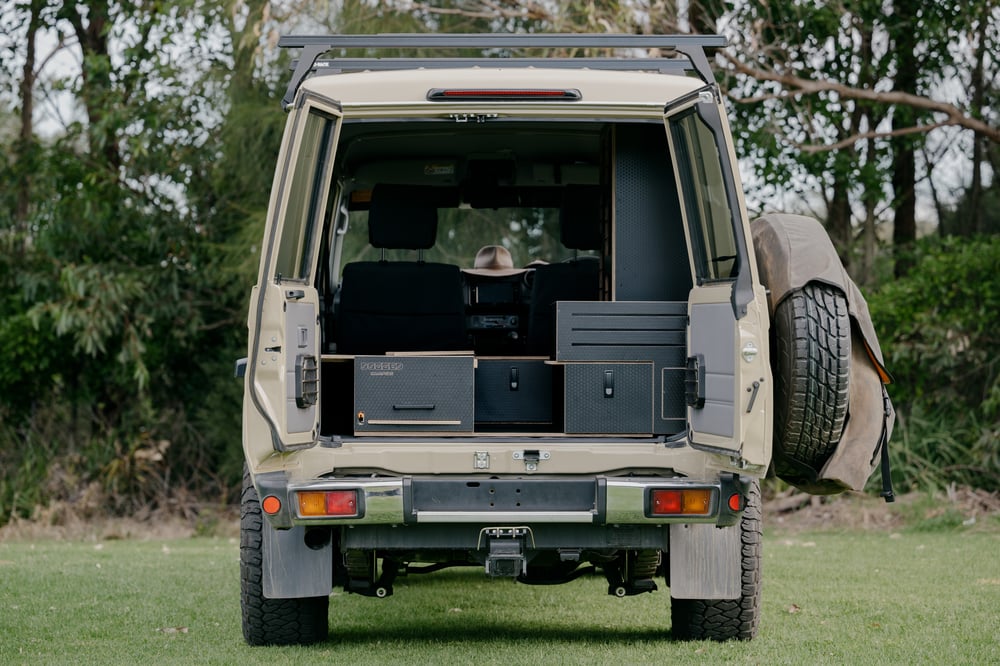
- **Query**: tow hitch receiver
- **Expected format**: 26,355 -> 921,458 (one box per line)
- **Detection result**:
479,526 -> 534,577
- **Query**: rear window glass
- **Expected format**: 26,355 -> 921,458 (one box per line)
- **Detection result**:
670,110 -> 738,280
339,206 -> 595,277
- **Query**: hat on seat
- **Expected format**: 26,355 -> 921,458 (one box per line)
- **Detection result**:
464,245 -> 529,276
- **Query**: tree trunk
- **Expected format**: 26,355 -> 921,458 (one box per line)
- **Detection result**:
689,0 -> 726,33
827,178 -> 853,270
16,0 -> 45,225
890,0 -> 920,276
890,131 -> 917,274
965,3 -> 988,236
61,0 -> 121,173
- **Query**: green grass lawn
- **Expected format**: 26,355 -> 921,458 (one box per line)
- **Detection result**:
1,527 -> 998,664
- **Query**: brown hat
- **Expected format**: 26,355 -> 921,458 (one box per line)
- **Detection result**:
463,245 -> 529,276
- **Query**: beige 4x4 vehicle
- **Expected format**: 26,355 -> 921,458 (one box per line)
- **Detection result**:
238,34 -> 894,645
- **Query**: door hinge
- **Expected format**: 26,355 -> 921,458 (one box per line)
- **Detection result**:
294,354 -> 319,408
685,354 -> 706,408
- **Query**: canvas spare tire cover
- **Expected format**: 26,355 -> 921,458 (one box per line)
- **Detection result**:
751,214 -> 894,495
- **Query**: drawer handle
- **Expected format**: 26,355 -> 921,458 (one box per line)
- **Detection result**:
393,404 -> 436,411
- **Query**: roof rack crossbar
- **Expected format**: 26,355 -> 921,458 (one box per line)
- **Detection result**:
300,57 -> 694,75
278,33 -> 727,107
278,33 -> 727,50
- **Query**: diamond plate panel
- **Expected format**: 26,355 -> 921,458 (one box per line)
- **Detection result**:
564,363 -> 653,434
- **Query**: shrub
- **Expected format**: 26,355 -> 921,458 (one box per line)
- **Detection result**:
867,236 -> 1000,492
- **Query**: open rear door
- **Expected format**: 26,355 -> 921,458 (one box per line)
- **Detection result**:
248,98 -> 341,450
665,92 -> 751,453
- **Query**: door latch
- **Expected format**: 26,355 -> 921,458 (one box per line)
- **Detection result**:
513,450 -> 550,472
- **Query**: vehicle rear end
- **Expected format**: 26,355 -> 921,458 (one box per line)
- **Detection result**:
239,34 -> 772,645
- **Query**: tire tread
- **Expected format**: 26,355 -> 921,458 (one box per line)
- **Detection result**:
773,282 -> 851,479
241,467 -> 329,646
670,481 -> 762,641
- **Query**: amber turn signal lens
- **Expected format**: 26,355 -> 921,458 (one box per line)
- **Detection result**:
297,491 -> 325,516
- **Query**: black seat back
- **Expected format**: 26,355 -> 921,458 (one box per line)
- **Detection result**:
336,185 -> 466,355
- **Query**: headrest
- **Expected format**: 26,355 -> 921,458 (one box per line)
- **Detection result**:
368,184 -> 438,250
464,245 -> 528,277
560,185 -> 603,251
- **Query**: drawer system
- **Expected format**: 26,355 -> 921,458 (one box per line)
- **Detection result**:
557,301 -> 688,435
340,301 -> 687,436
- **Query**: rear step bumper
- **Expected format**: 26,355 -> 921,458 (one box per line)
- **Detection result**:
254,473 -> 750,529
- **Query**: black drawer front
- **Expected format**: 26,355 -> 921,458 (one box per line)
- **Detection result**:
475,359 -> 553,424
564,363 -> 653,434
354,355 -> 474,433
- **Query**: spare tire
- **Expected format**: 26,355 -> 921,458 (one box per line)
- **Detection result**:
772,282 -> 850,486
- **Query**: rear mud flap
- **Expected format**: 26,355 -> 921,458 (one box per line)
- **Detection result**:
668,523 -> 740,599
263,524 -> 332,599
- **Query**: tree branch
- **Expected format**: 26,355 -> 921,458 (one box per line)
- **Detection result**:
400,1 -> 554,22
797,120 -> 952,153
721,52 -> 1000,143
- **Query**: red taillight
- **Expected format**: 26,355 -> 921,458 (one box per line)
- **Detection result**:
427,88 -> 581,101
652,490 -> 683,514
649,489 -> 713,516
728,493 -> 742,512
297,490 -> 359,517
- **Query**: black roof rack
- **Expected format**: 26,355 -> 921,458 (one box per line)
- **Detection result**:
277,33 -> 727,108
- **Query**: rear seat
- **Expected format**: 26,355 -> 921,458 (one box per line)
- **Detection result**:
336,185 -> 467,355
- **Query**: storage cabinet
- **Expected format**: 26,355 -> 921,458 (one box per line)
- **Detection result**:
564,362 -> 653,434
354,355 -> 474,434
474,358 -> 553,426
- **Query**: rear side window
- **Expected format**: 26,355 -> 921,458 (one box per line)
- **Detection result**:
670,110 -> 738,281
275,110 -> 336,281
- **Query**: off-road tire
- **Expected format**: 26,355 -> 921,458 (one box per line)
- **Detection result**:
241,467 -> 329,646
670,480 -> 762,641
772,282 -> 851,481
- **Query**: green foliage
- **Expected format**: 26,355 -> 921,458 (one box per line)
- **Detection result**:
1,0 -> 997,524
869,236 -> 1000,408
0,0 -> 280,522
723,0 -> 982,277
867,235 -> 1000,491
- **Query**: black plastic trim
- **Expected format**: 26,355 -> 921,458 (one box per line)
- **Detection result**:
255,470 -> 293,529
407,477 -> 599,517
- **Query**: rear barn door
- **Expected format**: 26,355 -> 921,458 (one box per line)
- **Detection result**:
249,99 -> 341,449
665,96 -> 743,451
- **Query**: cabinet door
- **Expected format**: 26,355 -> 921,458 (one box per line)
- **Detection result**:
564,363 -> 653,434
